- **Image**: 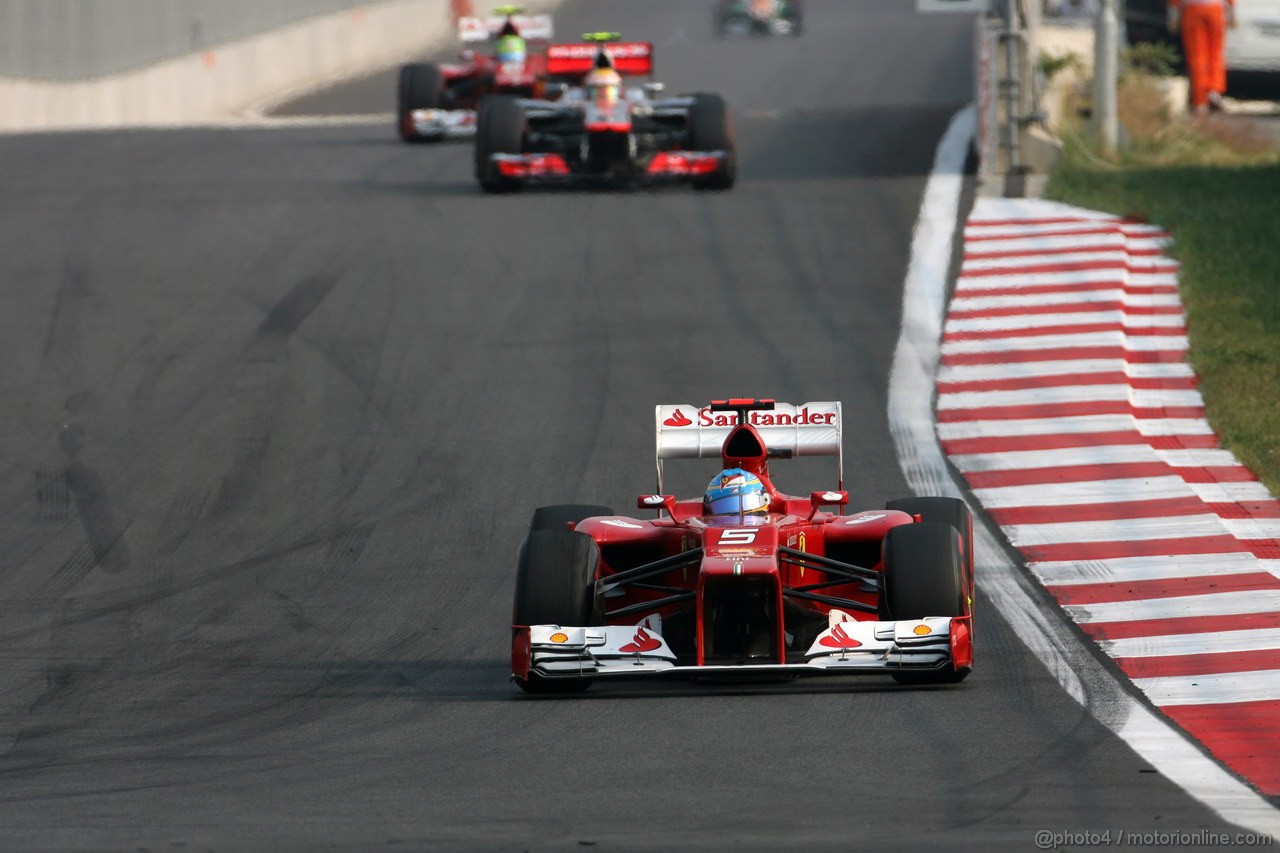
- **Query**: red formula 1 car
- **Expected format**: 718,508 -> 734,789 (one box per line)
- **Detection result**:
397,6 -> 555,142
475,34 -> 736,191
511,399 -> 975,693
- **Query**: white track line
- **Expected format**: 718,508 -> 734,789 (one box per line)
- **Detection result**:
890,105 -> 1280,835
1032,554 -> 1280,585
1103,627 -> 1280,658
973,478 -> 1195,508
1136,670 -> 1280,706
939,417 -> 1211,440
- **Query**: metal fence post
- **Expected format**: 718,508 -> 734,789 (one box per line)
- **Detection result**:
1094,0 -> 1120,151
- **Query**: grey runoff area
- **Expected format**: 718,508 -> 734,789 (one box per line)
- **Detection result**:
0,0 -> 400,81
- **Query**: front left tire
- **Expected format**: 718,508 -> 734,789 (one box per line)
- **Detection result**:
879,521 -> 970,685
513,528 -> 602,693
397,63 -> 444,143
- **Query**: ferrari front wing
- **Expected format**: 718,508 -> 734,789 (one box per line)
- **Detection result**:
408,108 -> 477,140
512,614 -> 973,682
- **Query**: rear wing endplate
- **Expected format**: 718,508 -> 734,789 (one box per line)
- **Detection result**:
458,14 -> 554,42
546,41 -> 654,77
654,402 -> 842,492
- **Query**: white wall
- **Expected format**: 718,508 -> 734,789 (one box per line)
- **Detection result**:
0,0 -> 556,132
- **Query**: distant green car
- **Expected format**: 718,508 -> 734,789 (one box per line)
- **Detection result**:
714,0 -> 803,37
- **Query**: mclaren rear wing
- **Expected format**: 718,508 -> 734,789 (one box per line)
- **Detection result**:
654,401 -> 842,491
545,41 -> 654,78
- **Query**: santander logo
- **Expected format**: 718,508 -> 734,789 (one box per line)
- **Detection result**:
663,409 -> 693,427
819,622 -> 862,650
620,626 -> 662,653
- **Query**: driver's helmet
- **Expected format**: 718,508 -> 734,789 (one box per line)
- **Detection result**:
495,34 -> 526,63
704,468 -> 770,516
584,67 -> 622,104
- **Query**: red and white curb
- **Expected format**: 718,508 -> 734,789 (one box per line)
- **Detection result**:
941,196 -> 1280,796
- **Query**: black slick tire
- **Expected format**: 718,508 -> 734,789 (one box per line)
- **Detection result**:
886,496 -> 974,608
686,92 -> 736,190
880,521 -> 970,685
529,504 -> 614,533
513,529 -> 602,693
475,95 -> 527,193
397,63 -> 444,143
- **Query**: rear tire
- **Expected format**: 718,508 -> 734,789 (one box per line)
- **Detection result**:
475,95 -> 527,193
397,63 -> 444,142
529,504 -> 614,533
686,93 -> 736,190
513,529 -> 601,693
880,521 -> 970,685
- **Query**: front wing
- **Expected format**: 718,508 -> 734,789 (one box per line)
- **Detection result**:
512,615 -> 972,682
409,108 -> 477,140
487,151 -> 730,183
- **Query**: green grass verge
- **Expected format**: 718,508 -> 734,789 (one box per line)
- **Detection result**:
1046,144 -> 1280,496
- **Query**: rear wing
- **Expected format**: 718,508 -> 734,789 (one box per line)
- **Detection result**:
458,14 -> 554,42
546,41 -> 654,77
654,401 -> 842,491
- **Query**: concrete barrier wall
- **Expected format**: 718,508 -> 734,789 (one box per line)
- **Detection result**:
0,0 -> 390,81
0,0 -> 552,132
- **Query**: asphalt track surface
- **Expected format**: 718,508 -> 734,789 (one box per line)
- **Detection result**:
0,1 -> 1268,850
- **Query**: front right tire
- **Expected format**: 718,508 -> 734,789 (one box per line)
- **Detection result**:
686,92 -> 736,190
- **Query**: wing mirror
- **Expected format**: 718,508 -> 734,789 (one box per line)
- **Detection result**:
460,49 -> 476,62
643,81 -> 665,98
543,81 -> 569,100
809,490 -> 848,517
637,494 -> 678,516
